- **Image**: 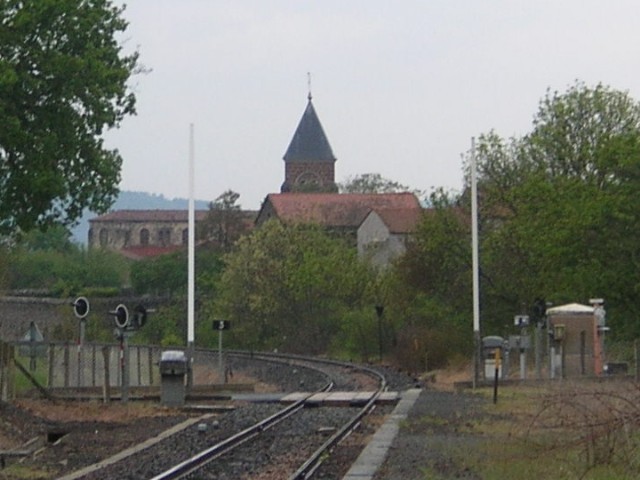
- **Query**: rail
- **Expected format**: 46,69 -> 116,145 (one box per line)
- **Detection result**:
153,351 -> 387,479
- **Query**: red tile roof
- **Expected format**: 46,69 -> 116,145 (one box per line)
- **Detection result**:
90,210 -> 209,223
372,208 -> 423,233
261,192 -> 422,228
119,245 -> 182,260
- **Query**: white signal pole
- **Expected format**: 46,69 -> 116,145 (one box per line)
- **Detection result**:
187,124 -> 195,387
471,137 -> 481,387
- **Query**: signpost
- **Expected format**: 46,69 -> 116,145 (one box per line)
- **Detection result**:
72,297 -> 90,387
213,320 -> 230,380
110,304 -> 130,402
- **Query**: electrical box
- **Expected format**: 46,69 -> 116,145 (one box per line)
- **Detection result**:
159,350 -> 187,407
482,336 -> 505,379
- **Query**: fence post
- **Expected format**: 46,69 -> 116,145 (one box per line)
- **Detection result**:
580,331 -> 586,375
92,344 -> 97,387
1,343 -> 15,401
48,344 -> 55,388
0,342 -> 7,401
102,345 -> 111,403
635,339 -> 640,383
63,344 -> 70,388
148,347 -> 154,385
136,346 -> 142,386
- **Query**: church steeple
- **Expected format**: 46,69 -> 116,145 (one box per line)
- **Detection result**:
281,93 -> 337,193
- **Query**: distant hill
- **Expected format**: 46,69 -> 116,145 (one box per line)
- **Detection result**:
71,191 -> 210,244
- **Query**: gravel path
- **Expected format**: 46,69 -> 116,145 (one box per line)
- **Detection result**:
373,388 -> 487,480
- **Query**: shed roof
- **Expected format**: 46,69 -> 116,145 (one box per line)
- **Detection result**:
547,303 -> 594,315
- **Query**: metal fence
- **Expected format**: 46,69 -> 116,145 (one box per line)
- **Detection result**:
13,341 -> 161,390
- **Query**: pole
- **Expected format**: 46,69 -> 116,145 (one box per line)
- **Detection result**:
120,333 -> 130,403
375,305 -> 384,363
471,137 -> 481,387
493,347 -> 500,404
78,319 -> 86,387
218,330 -> 223,381
187,123 -> 195,388
635,339 -> 640,382
535,321 -> 542,379
519,326 -> 526,380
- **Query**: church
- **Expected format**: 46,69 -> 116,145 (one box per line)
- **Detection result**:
89,93 -> 422,265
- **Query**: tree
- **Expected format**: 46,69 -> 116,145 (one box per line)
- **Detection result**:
130,248 -> 224,297
473,82 -> 640,337
0,0 -> 140,234
16,224 -> 76,253
198,190 -> 250,251
208,221 -> 375,354
389,189 -> 474,361
339,173 -> 417,194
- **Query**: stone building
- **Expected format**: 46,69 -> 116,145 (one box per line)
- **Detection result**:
88,210 -> 208,259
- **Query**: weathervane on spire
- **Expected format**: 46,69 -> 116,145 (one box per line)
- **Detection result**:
307,71 -> 312,101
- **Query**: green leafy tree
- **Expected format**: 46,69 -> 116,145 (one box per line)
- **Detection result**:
198,190 -> 251,252
15,225 -> 77,253
473,82 -> 640,337
208,221 -> 375,354
0,0 -> 140,234
389,190 -> 474,363
339,173 -> 417,194
7,247 -> 128,295
130,249 -> 224,297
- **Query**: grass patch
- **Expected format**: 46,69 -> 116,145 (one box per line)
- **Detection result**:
448,380 -> 640,479
13,353 -> 49,394
1,464 -> 51,479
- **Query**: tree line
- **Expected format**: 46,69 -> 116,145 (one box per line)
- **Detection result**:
2,3 -> 640,368
5,82 -> 640,369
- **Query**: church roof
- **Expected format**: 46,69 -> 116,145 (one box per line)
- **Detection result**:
283,96 -> 336,163
259,192 -> 422,229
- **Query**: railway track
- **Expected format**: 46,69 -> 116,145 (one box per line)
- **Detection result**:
64,351 -> 395,480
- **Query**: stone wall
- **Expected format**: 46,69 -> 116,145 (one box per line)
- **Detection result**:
285,161 -> 336,191
88,220 -> 189,249
0,297 -> 70,342
0,296 -> 166,342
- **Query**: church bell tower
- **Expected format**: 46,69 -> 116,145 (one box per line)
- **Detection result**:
281,93 -> 337,193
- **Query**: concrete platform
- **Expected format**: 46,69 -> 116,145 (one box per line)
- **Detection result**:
342,388 -> 422,479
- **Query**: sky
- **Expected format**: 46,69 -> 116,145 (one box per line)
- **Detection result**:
107,1 -> 640,210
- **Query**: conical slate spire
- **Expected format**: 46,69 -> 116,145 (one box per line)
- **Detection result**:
283,97 -> 336,163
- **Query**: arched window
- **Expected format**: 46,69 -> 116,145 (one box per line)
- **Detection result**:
159,228 -> 171,246
295,171 -> 321,186
140,228 -> 150,246
99,229 -> 108,247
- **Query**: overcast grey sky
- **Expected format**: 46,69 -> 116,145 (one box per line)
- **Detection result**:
107,1 -> 640,210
